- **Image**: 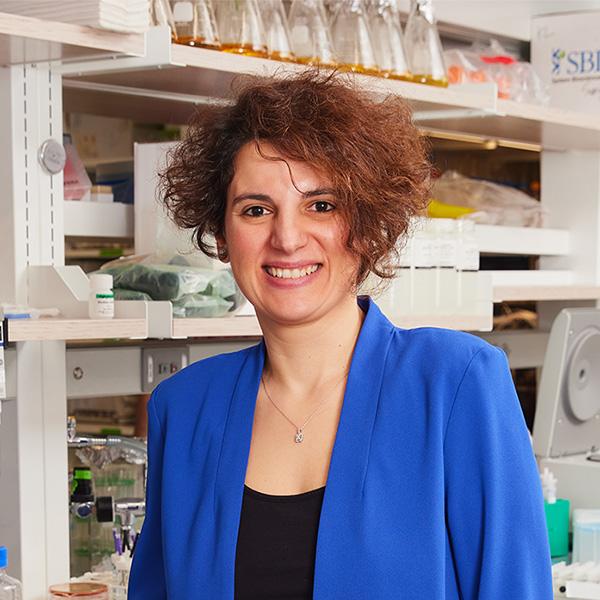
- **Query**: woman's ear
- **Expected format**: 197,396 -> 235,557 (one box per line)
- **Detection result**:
215,234 -> 229,263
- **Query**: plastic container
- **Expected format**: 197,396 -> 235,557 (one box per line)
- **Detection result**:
0,547 -> 22,600
573,509 -> 600,563
88,273 -> 114,320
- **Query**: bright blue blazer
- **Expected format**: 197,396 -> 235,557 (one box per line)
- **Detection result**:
129,297 -> 553,599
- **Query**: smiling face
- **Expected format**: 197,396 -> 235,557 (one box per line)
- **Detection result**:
219,142 -> 360,328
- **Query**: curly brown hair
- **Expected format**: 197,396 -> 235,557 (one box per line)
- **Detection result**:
161,69 -> 431,286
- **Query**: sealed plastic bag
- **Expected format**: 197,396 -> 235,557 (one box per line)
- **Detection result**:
431,171 -> 547,227
96,254 -> 246,317
445,39 -> 549,105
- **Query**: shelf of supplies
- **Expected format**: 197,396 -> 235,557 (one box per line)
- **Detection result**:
7,317 -> 146,342
387,313 -> 493,332
493,285 -> 600,302
0,12 -> 144,66
64,200 -> 134,239
58,27 -> 600,150
476,225 -> 569,256
171,315 -> 263,338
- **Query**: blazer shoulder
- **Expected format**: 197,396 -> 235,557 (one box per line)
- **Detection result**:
152,342 -> 261,407
389,325 -> 503,366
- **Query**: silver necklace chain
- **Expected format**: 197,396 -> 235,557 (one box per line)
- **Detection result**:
261,371 -> 349,443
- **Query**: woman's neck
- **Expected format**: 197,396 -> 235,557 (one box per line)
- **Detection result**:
258,295 -> 365,392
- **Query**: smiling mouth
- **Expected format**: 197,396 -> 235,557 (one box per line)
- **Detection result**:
265,265 -> 320,279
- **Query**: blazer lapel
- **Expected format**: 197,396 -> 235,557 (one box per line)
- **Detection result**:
314,298 -> 395,590
213,340 -> 265,593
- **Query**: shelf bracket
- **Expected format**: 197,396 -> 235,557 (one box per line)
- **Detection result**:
58,26 -> 185,77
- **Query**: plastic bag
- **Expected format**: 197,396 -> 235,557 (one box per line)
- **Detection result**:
96,254 -> 246,317
445,39 -> 549,105
431,171 -> 547,227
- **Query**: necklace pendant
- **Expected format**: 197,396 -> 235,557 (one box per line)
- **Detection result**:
295,430 -> 304,443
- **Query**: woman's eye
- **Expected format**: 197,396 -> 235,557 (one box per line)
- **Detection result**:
312,201 -> 334,213
244,206 -> 270,217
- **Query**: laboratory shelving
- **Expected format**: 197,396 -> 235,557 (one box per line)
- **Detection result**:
2,10 -> 600,598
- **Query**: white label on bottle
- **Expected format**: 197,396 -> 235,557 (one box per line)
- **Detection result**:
94,294 -> 114,318
413,238 -> 434,268
173,1 -> 194,23
435,239 -> 457,268
457,241 -> 479,271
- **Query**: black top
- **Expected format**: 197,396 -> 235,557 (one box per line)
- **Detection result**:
234,485 -> 326,600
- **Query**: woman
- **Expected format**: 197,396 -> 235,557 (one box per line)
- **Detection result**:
128,70 -> 553,599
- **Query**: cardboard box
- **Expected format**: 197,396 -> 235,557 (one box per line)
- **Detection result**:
531,11 -> 600,115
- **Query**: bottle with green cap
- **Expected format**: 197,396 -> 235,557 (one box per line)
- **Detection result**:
0,547 -> 22,600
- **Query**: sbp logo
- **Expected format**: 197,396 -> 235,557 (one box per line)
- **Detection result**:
552,47 -> 600,76
552,48 -> 566,75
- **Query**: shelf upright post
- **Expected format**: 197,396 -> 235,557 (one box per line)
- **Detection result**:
0,62 -> 69,598
538,149 -> 600,330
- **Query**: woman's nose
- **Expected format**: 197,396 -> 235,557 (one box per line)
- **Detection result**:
270,213 -> 308,253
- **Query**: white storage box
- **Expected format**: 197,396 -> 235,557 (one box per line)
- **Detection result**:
531,10 -> 600,115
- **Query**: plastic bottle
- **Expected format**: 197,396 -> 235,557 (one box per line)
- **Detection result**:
430,218 -> 457,315
88,273 -> 114,320
0,547 -> 23,600
111,550 -> 132,599
411,217 -> 434,315
455,219 -> 479,315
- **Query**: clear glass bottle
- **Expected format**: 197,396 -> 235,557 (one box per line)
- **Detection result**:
0,547 -> 22,600
368,0 -> 411,81
287,0 -> 337,67
262,0 -> 296,62
150,0 -> 178,41
404,0 -> 448,87
214,0 -> 269,58
329,0 -> 380,76
170,0 -> 221,49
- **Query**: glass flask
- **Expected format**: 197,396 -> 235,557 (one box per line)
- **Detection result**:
329,0 -> 380,76
403,0 -> 448,86
287,0 -> 337,68
214,0 -> 269,58
170,0 -> 221,49
262,0 -> 296,62
368,0 -> 411,81
150,0 -> 178,41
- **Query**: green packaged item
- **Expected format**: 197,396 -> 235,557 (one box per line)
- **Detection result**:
113,289 -> 152,301
172,294 -> 234,318
544,499 -> 570,558
98,263 -> 237,302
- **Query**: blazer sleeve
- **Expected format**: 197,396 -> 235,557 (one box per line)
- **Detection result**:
128,390 -> 167,599
443,344 -> 553,599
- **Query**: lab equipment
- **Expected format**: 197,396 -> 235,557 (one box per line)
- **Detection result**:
403,0 -> 447,87
0,547 -> 22,600
533,308 -> 600,521
171,0 -> 220,48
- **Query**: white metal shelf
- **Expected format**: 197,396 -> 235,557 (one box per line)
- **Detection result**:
56,25 -> 600,150
0,12 -> 144,66
64,200 -> 134,238
476,224 -> 569,256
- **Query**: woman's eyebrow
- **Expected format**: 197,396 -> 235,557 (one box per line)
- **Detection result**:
230,193 -> 272,208
301,187 -> 336,198
231,188 -> 335,208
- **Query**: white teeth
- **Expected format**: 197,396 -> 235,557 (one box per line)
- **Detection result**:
267,265 -> 318,279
